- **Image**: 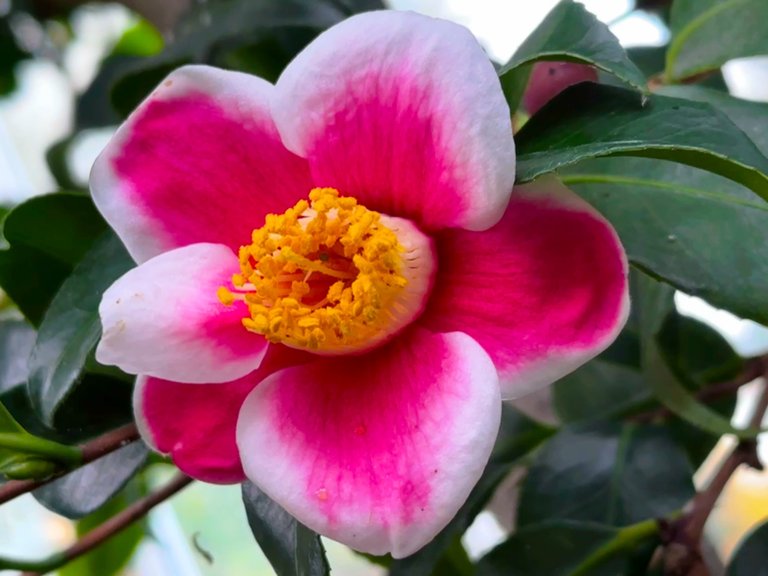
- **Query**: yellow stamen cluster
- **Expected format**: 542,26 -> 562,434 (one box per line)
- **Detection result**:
217,188 -> 408,352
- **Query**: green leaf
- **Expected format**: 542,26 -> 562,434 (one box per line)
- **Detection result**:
563,156 -> 768,325
242,482 -> 329,576
389,406 -> 555,576
2,193 -> 106,266
727,520 -> 768,576
111,0 -> 373,117
498,0 -> 646,95
659,85 -> 768,156
635,272 -> 755,438
477,520 -> 659,576
626,46 -> 729,90
33,442 -> 147,519
0,319 -> 35,393
667,0 -> 768,81
28,233 -> 134,426
0,194 -> 108,325
0,17 -> 28,96
46,136 -> 81,191
515,83 -> 768,202
517,423 -> 694,528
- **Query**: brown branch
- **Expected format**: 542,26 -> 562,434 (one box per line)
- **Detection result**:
18,473 -> 193,576
662,360 -> 768,575
0,423 -> 140,506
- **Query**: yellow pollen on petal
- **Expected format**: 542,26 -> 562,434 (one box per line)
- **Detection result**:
217,187 -> 411,353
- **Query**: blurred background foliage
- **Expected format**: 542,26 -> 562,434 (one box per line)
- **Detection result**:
1,0 -> 768,575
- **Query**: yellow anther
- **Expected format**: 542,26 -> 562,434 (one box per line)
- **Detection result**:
217,187 -> 409,352
216,286 -> 235,306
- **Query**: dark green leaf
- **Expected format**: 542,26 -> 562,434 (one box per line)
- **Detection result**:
477,520 -> 658,576
517,423 -> 693,528
554,359 -> 646,423
242,482 -> 329,576
0,245 -> 72,326
635,271 -> 753,438
111,0 -> 359,117
33,441 -> 147,519
498,0 -> 646,94
389,406 -> 555,576
727,520 -> 768,576
0,17 -> 28,96
28,233 -> 134,426
2,193 -> 107,266
0,319 -> 35,393
659,85 -> 768,156
515,83 -> 768,204
563,156 -> 768,325
0,194 -> 108,325
46,136 -> 81,191
667,0 -> 768,81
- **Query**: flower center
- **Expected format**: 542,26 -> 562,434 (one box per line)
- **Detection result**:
218,187 -> 434,354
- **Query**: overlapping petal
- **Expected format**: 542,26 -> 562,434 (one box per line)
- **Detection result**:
236,329 -> 500,557
97,243 -> 267,383
272,10 -> 516,232
134,345 -> 311,484
91,65 -> 313,263
421,178 -> 629,398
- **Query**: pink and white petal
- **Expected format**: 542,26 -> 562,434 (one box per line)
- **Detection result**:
134,344 -> 312,484
91,64 -> 313,263
97,243 -> 267,383
237,329 -> 501,557
272,11 -> 515,232
421,177 -> 629,399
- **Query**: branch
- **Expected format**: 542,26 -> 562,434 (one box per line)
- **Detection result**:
0,423 -> 140,506
662,360 -> 768,575
0,473 -> 193,575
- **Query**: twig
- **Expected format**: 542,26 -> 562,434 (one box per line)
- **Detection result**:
3,473 -> 193,576
662,361 -> 768,575
0,423 -> 140,506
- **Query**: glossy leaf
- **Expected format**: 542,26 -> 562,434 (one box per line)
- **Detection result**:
0,319 -> 35,393
388,406 -> 555,575
242,482 -> 329,576
498,0 -> 646,95
477,520 -> 659,576
34,441 -> 148,518
727,520 -> 768,576
659,85 -> 768,156
563,157 -> 768,324
0,194 -> 107,325
667,0 -> 768,81
28,233 -> 134,426
2,193 -> 106,266
635,272 -> 755,438
517,423 -> 694,527
515,83 -> 768,203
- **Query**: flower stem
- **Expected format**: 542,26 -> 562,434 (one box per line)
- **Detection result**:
0,473 -> 193,575
0,433 -> 82,465
0,423 -> 140,505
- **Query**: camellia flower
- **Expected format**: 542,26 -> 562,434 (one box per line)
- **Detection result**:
91,11 -> 629,557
